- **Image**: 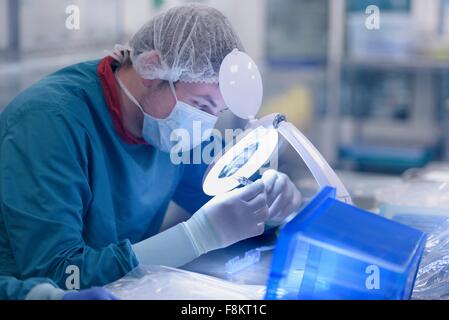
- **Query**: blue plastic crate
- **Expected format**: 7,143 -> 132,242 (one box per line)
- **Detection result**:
265,187 -> 426,300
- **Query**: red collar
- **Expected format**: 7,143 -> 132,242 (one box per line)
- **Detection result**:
97,57 -> 147,145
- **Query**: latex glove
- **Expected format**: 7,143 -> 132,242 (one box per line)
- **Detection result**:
261,169 -> 302,224
184,180 -> 269,254
63,287 -> 118,300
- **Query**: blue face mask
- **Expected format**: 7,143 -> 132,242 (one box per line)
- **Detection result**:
115,74 -> 218,153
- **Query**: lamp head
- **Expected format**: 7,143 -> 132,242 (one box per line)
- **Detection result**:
219,49 -> 263,119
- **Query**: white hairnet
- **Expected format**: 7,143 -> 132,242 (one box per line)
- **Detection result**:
128,4 -> 244,84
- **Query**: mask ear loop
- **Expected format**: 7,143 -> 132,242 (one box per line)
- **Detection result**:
115,72 -> 146,115
168,81 -> 179,102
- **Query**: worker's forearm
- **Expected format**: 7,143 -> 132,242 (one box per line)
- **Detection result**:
18,240 -> 140,290
132,222 -> 203,268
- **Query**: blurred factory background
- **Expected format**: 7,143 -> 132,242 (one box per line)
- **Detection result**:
2,0 -> 449,176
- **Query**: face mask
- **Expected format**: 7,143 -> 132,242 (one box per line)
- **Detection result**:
115,73 -> 218,153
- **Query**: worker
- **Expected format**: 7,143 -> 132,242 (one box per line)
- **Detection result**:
0,276 -> 117,300
0,4 -> 302,290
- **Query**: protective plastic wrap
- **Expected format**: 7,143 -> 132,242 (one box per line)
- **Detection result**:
413,219 -> 449,299
375,181 -> 449,233
104,265 -> 265,300
375,181 -> 449,209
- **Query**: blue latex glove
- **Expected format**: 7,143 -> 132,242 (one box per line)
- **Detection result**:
63,287 -> 118,300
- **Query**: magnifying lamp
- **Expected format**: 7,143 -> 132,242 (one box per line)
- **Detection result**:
203,49 -> 352,204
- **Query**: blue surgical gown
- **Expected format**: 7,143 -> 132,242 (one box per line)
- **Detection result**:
0,60 -> 211,289
0,276 -> 57,300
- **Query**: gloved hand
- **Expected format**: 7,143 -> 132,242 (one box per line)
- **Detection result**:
183,180 -> 269,255
63,287 -> 118,300
261,169 -> 302,224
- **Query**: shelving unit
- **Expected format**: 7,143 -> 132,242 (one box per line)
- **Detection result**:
323,0 -> 449,173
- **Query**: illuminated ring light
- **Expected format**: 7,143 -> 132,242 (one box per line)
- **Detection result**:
203,126 -> 279,196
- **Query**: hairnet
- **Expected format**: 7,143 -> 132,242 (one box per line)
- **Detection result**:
128,4 -> 244,84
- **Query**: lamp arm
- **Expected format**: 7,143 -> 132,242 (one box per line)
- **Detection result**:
276,121 -> 353,204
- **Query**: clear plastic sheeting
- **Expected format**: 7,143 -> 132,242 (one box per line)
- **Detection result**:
413,219 -> 449,300
375,181 -> 449,233
225,249 -> 261,276
104,265 -> 265,300
375,181 -> 449,209
403,163 -> 449,184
